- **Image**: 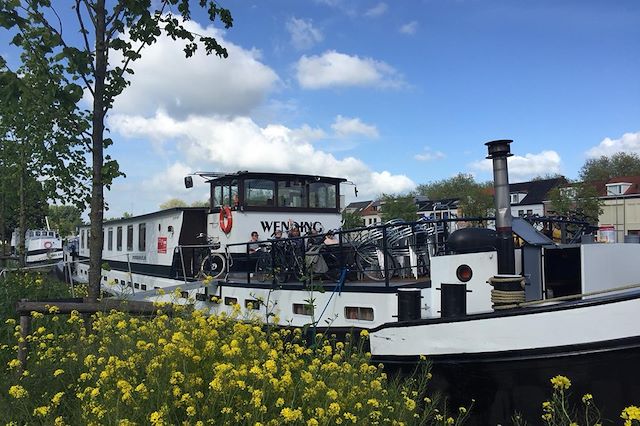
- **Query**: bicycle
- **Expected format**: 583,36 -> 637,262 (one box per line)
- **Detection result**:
255,240 -> 306,283
195,234 -> 228,280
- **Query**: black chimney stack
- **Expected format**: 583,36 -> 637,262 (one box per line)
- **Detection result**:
486,139 -> 515,275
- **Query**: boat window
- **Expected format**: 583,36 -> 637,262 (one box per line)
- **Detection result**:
127,225 -> 134,251
36,231 -> 41,237
212,184 -> 223,207
309,182 -> 336,208
344,306 -> 374,321
81,230 -> 85,249
278,180 -> 306,208
224,297 -> 238,306
117,226 -> 123,251
244,299 -> 260,310
138,223 -> 146,251
108,228 -> 113,251
244,179 -> 275,206
293,303 -> 314,316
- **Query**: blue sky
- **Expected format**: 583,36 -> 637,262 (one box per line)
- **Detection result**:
2,1 -> 639,217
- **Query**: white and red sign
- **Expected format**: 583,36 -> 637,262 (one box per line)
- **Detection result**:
157,237 -> 167,254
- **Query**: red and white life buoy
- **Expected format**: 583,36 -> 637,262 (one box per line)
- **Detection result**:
44,241 -> 53,249
219,205 -> 233,234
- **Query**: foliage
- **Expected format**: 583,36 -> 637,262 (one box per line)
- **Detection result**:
579,152 -> 640,182
341,210 -> 364,229
0,285 -> 471,425
160,198 -> 188,209
380,194 -> 418,222
547,183 -> 603,224
48,205 -> 83,238
191,199 -> 210,208
0,0 -> 233,300
417,174 -> 493,218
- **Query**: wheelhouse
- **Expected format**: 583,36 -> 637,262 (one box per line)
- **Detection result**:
207,172 -> 346,213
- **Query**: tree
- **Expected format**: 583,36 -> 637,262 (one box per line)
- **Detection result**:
417,174 -> 493,217
341,210 -> 363,229
160,198 -> 188,209
379,194 -> 418,222
579,152 -> 640,182
548,183 -> 602,224
1,1 -> 232,300
48,205 -> 83,238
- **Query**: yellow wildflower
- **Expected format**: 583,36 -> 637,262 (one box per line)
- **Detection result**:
280,407 -> 302,422
550,375 -> 571,390
33,405 -> 50,417
8,385 -> 28,399
54,369 -> 64,377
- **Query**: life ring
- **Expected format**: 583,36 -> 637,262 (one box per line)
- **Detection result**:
44,241 -> 53,249
219,206 -> 233,234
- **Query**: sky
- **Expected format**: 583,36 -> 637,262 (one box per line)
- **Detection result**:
3,0 -> 640,217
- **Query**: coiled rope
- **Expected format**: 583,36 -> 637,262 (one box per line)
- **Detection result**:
487,275 -> 526,309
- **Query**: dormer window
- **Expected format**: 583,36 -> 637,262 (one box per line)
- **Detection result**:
606,183 -> 631,196
510,192 -> 525,204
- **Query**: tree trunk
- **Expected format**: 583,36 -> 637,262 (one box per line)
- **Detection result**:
88,0 -> 106,302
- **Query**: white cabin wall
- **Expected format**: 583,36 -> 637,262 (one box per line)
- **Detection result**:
581,243 -> 640,293
429,251 -> 498,317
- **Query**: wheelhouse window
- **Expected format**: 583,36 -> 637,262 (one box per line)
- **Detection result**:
81,230 -> 85,249
244,179 -> 275,207
127,225 -> 134,251
278,180 -> 306,208
108,228 -> 113,251
117,226 -> 123,251
309,182 -> 336,208
212,179 -> 239,208
138,223 -> 146,251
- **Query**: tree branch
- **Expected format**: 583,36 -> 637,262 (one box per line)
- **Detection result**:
75,0 -> 96,75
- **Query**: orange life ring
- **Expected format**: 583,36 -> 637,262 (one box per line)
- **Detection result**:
219,205 -> 233,234
44,241 -> 53,249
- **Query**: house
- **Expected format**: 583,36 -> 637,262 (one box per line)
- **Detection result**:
508,177 -> 567,217
343,200 -> 372,215
360,200 -> 384,226
416,197 -> 460,220
597,176 -> 640,242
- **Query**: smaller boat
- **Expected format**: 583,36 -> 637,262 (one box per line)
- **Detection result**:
22,229 -> 64,264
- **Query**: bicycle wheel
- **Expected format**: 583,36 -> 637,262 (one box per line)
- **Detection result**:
355,249 -> 395,281
255,253 -> 271,283
200,253 -> 226,279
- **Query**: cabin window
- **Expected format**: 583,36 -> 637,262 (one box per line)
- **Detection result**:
309,182 -> 336,208
117,226 -> 123,251
35,231 -> 41,237
224,297 -> 238,306
278,180 -> 306,208
141,284 -> 147,291
245,179 -> 276,206
213,180 -> 239,207
81,230 -> 85,249
138,223 -> 146,251
245,299 -> 260,310
345,306 -> 374,321
127,225 -> 134,251
212,184 -> 223,207
293,303 -> 314,316
108,228 -> 113,251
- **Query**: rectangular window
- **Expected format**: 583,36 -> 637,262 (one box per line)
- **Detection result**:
293,303 -> 314,316
138,223 -> 146,251
224,297 -> 238,306
309,182 -> 336,208
127,225 -> 134,251
108,228 -> 113,251
245,299 -> 260,310
81,230 -> 85,249
518,210 -> 524,217
278,180 -> 306,208
117,226 -> 123,251
526,209 -> 533,216
345,306 -> 374,321
244,179 -> 275,206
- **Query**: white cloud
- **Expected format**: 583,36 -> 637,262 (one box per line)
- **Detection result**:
414,148 -> 445,162
286,17 -> 324,50
469,150 -> 562,182
295,50 -> 405,89
111,111 -> 415,199
399,21 -> 418,35
365,2 -> 388,17
331,115 -> 379,138
109,21 -> 279,118
586,131 -> 640,158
